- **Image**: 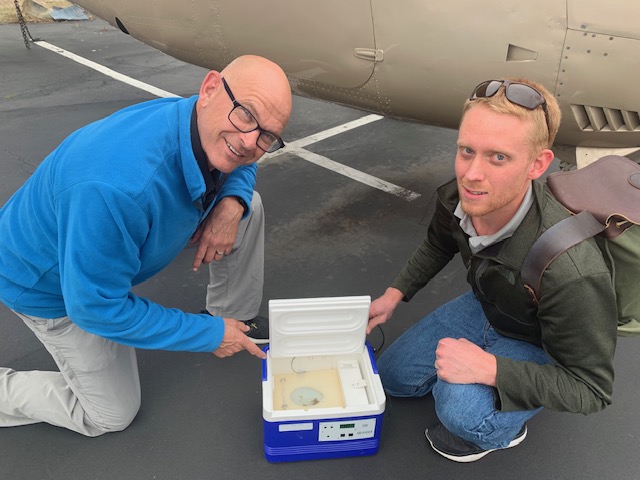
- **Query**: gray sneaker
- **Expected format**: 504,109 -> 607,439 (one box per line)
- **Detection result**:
425,422 -> 527,463
243,316 -> 269,345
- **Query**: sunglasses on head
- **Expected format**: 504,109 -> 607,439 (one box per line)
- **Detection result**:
469,79 -> 550,139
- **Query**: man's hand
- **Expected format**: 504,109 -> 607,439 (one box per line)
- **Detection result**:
191,197 -> 244,271
367,287 -> 404,334
434,338 -> 497,386
213,318 -> 267,359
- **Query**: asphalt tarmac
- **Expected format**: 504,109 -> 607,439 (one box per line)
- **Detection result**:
1,19 -> 639,480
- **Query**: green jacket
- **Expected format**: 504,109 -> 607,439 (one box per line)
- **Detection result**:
391,178 -> 617,415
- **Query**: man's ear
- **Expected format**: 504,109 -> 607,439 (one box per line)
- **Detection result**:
528,148 -> 555,180
198,71 -> 222,106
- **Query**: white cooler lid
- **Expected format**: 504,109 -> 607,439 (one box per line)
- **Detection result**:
268,295 -> 371,358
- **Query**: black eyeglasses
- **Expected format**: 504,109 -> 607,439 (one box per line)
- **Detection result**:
221,78 -> 285,153
470,80 -> 550,139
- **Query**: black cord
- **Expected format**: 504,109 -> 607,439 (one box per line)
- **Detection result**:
369,324 -> 385,355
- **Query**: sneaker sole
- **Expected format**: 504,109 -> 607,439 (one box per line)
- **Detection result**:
425,426 -> 527,463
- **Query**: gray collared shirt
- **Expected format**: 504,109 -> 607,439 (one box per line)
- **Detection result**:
455,184 -> 534,254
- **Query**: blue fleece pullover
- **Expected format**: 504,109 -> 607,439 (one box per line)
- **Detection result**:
0,96 -> 257,352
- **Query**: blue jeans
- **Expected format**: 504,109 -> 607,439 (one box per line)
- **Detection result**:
378,290 -> 552,450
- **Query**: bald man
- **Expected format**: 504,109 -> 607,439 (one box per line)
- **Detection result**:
0,55 -> 292,436
191,55 -> 291,346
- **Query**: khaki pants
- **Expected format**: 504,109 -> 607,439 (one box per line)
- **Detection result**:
206,191 -> 264,320
0,314 -> 141,437
0,192 -> 264,436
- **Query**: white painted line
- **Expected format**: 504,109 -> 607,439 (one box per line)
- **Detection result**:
286,147 -> 421,201
260,113 -> 420,200
285,114 -> 383,149
33,40 -> 419,201
34,40 -> 180,99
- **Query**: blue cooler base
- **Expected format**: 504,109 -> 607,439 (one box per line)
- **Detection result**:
263,414 -> 384,462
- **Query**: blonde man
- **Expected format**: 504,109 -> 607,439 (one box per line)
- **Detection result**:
368,78 -> 616,462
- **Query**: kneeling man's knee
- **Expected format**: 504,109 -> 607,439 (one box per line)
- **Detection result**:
85,391 -> 141,437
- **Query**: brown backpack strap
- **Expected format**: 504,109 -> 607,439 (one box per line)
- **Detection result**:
522,210 -> 607,304
546,155 -> 640,239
